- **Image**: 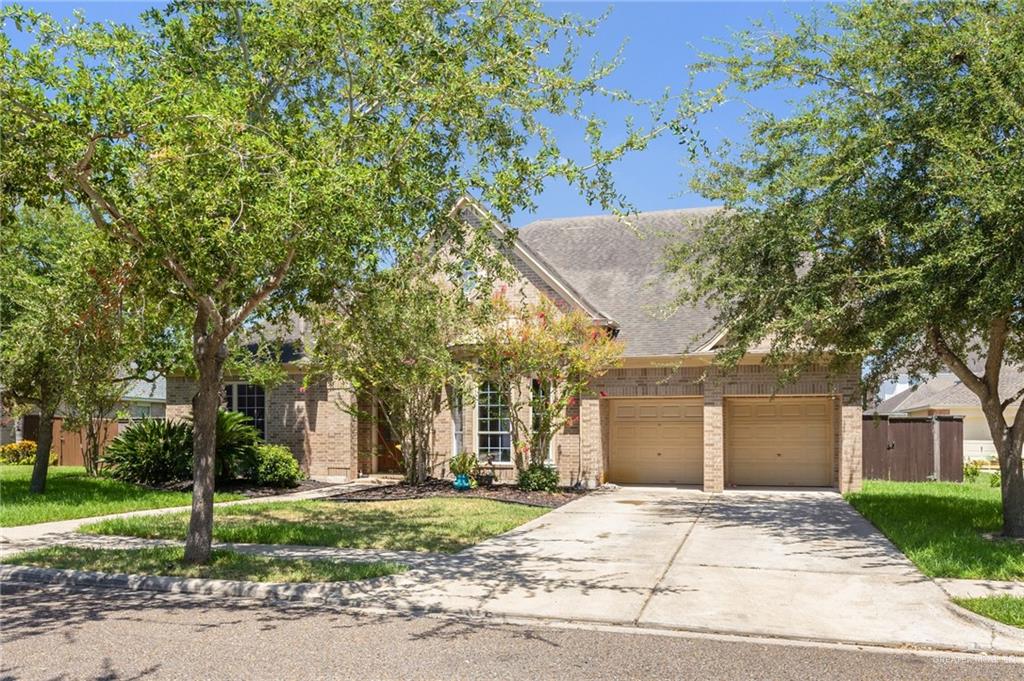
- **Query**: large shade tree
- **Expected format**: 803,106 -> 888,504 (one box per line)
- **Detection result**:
669,1 -> 1024,535
2,1 -> 664,561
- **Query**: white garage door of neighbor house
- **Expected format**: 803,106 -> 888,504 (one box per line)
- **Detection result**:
726,397 -> 832,487
608,398 -> 703,485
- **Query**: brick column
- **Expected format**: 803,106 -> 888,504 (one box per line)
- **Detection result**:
578,397 -> 602,488
838,403 -> 863,493
703,374 -> 724,492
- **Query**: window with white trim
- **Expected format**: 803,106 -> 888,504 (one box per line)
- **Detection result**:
224,383 -> 266,437
477,382 -> 511,463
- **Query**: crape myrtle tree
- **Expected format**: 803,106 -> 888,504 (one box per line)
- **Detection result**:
0,205 -> 171,489
2,1 -> 667,562
475,296 -> 623,471
309,252 -> 475,485
668,1 -> 1024,535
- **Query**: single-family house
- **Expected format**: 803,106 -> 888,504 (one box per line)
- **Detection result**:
166,197 -> 863,492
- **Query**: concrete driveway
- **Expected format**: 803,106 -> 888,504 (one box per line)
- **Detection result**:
344,487 -> 1023,653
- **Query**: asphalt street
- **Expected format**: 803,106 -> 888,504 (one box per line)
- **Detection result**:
1,582 -> 1021,681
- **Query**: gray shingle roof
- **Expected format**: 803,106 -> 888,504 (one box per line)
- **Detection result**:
874,366 -> 1024,413
518,207 -> 723,357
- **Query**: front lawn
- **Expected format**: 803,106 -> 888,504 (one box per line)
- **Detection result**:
846,479 -> 1024,581
2,545 -> 406,583
0,466 -> 244,527
82,497 -> 547,553
952,596 -> 1024,629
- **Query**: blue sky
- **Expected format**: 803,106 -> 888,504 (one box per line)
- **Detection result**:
10,1 -> 820,226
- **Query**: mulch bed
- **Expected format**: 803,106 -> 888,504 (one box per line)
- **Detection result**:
325,478 -> 589,509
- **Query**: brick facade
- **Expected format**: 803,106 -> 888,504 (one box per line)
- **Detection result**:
165,372 -> 359,479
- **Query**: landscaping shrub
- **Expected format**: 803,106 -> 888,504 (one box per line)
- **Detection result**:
103,410 -> 264,487
102,419 -> 193,486
248,445 -> 302,488
0,440 -> 46,465
517,463 -> 559,492
963,460 -> 981,483
211,410 -> 262,481
449,451 -> 477,478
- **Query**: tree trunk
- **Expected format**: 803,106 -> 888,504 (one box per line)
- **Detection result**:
83,418 -> 101,476
995,434 -> 1024,538
183,343 -> 226,565
981,399 -> 1024,538
29,409 -> 55,494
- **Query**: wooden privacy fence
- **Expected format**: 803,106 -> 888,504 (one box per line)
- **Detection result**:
862,415 -> 963,482
22,415 -> 121,467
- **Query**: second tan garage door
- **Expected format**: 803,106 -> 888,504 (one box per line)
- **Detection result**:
726,398 -> 832,487
608,398 -> 702,484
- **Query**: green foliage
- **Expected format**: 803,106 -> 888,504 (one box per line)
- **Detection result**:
0,440 -> 40,465
2,0 -> 662,556
0,465 -> 244,527
102,419 -> 193,487
0,205 -> 177,484
81,497 -> 549,554
964,461 -> 982,484
449,451 -> 478,478
248,445 -> 302,488
676,1 -> 1024,384
847,480 -> 1023,580
953,596 -> 1024,629
103,411 -> 263,486
517,463 -> 560,492
476,297 -> 623,469
3,546 -> 407,584
210,410 -> 262,481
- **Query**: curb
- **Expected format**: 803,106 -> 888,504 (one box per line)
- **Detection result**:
0,564 -> 404,605
4,564 -> 1024,658
944,596 -> 1024,641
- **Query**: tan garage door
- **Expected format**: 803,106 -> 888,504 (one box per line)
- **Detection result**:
726,398 -> 832,487
608,398 -> 702,484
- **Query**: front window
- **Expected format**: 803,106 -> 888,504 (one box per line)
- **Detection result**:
224,383 -> 266,437
477,381 -> 511,463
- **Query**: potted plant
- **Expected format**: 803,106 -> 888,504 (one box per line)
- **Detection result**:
449,451 -> 477,490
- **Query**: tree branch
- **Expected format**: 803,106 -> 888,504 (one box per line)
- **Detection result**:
984,316 -> 1008,394
927,326 -> 988,398
224,247 -> 296,332
1002,384 -> 1024,411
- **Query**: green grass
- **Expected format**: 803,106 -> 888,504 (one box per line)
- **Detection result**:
2,545 -> 407,583
952,596 -> 1024,629
82,497 -> 547,553
0,465 -> 244,527
846,478 -> 1024,580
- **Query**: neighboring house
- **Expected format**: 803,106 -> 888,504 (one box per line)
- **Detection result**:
166,197 -> 863,492
0,374 -> 167,446
873,366 -> 1022,462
